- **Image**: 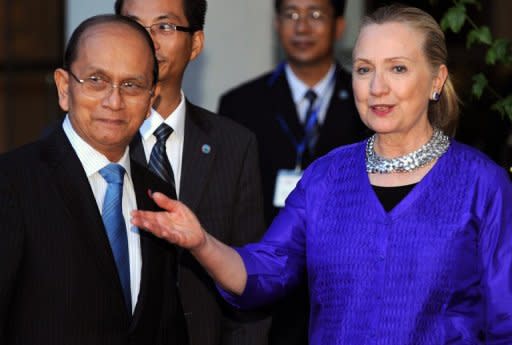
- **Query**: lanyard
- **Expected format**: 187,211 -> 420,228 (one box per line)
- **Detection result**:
270,61 -> 336,169
277,108 -> 319,171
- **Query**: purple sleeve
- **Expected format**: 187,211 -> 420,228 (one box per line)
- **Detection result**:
218,167 -> 313,309
479,168 -> 512,342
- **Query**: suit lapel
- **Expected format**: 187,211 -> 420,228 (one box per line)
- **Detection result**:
41,128 -> 125,304
316,63 -> 358,153
270,71 -> 305,141
130,132 -> 147,167
129,160 -> 162,328
179,101 -> 215,212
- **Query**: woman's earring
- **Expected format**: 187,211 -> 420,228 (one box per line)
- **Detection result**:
432,91 -> 440,102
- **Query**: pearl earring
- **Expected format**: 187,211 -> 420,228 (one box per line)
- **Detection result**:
432,91 -> 440,101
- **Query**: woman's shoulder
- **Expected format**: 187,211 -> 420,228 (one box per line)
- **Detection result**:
301,140 -> 367,184
449,140 -> 507,177
447,141 -> 510,197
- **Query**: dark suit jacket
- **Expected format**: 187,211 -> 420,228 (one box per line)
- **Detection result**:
218,63 -> 368,345
218,63 -> 368,224
131,101 -> 269,345
0,127 -> 187,345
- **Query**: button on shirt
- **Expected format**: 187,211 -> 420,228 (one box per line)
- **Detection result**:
139,91 -> 186,198
285,63 -> 335,125
63,116 -> 141,312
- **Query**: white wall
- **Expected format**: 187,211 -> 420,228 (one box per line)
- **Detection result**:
66,0 -> 115,39
183,2 -> 274,111
66,0 -> 362,112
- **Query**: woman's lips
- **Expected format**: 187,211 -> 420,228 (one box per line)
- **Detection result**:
370,104 -> 395,116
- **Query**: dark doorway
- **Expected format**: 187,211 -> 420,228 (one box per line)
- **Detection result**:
0,0 -> 65,152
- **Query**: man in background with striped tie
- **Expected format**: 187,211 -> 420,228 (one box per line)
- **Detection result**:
218,1 -> 367,344
0,14 -> 186,345
115,0 -> 270,345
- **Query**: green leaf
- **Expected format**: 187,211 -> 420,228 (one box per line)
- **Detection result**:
486,39 -> 511,65
440,5 -> 466,33
471,73 -> 488,99
466,26 -> 492,48
491,95 -> 512,121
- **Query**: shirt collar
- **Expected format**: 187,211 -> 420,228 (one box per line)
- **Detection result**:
62,115 -> 132,179
285,63 -> 336,103
139,91 -> 186,141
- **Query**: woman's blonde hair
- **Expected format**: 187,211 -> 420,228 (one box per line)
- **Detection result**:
362,4 -> 460,136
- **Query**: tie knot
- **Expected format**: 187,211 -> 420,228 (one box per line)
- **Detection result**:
154,123 -> 173,143
304,89 -> 317,105
99,163 -> 125,184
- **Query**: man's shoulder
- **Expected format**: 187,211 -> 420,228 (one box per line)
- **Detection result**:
0,139 -> 45,169
186,101 -> 256,141
220,71 -> 274,101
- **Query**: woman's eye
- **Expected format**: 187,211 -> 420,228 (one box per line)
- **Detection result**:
393,65 -> 407,73
356,66 -> 370,75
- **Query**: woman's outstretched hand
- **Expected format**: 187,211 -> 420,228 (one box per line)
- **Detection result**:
131,192 -> 206,252
132,191 -> 248,295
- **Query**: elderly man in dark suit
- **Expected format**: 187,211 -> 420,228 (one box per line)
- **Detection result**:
0,15 -> 186,345
114,1 -> 269,345
218,1 -> 367,344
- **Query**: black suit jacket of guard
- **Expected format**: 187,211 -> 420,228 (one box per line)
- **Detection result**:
218,62 -> 369,224
0,127 -> 187,345
218,63 -> 369,345
130,101 -> 269,345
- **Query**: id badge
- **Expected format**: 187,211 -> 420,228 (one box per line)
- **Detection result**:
273,169 -> 303,208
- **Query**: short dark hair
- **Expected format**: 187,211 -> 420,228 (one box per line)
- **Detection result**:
274,0 -> 346,17
63,14 -> 159,86
114,0 -> 207,31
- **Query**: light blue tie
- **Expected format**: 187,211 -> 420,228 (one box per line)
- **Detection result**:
99,163 -> 132,312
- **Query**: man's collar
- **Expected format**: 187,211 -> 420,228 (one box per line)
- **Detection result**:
139,90 -> 186,141
62,115 -> 131,178
285,63 -> 336,103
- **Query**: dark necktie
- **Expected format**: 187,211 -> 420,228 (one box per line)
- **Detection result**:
99,163 -> 132,312
304,89 -> 318,155
148,123 -> 177,199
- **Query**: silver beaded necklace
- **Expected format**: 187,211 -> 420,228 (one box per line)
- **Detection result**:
366,128 -> 450,174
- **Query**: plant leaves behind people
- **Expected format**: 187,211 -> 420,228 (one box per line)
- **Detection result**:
471,73 -> 487,99
440,4 -> 466,33
485,39 -> 512,65
491,95 -> 512,122
466,26 -> 492,48
459,0 -> 481,10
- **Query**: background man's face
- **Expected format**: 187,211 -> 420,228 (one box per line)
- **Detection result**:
276,0 -> 344,68
121,0 -> 195,86
55,23 -> 155,161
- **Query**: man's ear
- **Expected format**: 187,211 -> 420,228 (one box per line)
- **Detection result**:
54,68 -> 70,112
334,17 -> 346,41
274,14 -> 281,33
148,83 -> 161,118
189,30 -> 204,62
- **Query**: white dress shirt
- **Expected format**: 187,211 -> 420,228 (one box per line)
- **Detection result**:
63,116 -> 141,313
138,91 -> 186,198
285,63 -> 336,125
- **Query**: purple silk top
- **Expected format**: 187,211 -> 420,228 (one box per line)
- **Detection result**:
219,140 -> 512,344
